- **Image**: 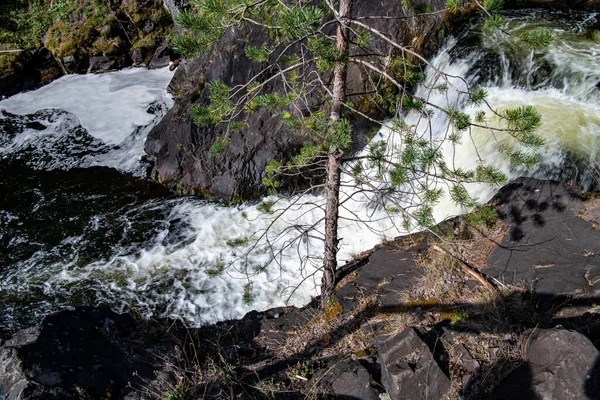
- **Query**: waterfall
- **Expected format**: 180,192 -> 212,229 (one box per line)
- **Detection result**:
0,9 -> 598,333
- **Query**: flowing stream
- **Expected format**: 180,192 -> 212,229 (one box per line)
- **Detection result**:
0,9 -> 598,337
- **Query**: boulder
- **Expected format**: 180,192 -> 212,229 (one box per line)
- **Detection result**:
485,178 -> 600,300
0,307 -> 181,400
0,48 -> 62,98
324,360 -> 381,400
131,48 -> 145,66
61,54 -> 89,74
149,42 -> 173,69
490,328 -> 600,399
378,327 -> 450,400
87,55 -> 126,73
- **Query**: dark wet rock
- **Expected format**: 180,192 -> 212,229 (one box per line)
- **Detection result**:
144,23 -> 308,198
319,359 -> 381,400
149,42 -> 173,69
131,48 -> 145,66
0,48 -> 62,98
490,328 -> 600,399
145,0 -> 448,198
88,55 -> 130,74
61,54 -> 89,74
441,326 -> 482,391
162,0 -> 188,18
485,178 -> 600,298
333,240 -> 425,313
255,306 -> 315,351
378,327 -> 450,400
0,307 -> 183,400
3,179 -> 600,399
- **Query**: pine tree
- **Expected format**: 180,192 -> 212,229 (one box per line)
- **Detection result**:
172,0 -> 548,308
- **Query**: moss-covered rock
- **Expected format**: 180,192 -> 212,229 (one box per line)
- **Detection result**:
0,0 -> 174,96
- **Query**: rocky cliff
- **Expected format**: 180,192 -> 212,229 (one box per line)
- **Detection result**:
143,0 -> 448,199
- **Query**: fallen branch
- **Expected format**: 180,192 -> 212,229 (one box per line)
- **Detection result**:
431,244 -> 502,302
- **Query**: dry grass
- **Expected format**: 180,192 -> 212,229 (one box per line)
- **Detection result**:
444,329 -> 528,399
276,288 -> 381,359
405,215 -> 508,306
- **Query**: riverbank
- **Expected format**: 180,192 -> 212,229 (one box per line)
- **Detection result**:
0,0 -> 176,98
2,177 -> 599,399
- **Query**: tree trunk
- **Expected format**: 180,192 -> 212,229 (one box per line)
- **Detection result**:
330,0 -> 353,121
320,0 -> 353,309
321,149 -> 343,307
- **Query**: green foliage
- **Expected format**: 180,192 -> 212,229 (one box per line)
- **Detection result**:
443,310 -> 470,325
205,259 -> 226,277
390,165 -> 409,187
368,141 -> 387,168
448,108 -> 471,131
210,134 -> 231,155
263,159 -> 282,194
0,0 -> 171,76
474,111 -> 486,124
245,45 -> 272,62
484,13 -> 506,30
226,236 -> 249,247
308,37 -> 340,72
325,119 -> 353,150
445,0 -> 461,14
505,148 -> 541,168
190,104 -> 217,127
414,205 -> 435,228
293,142 -> 319,166
519,28 -> 555,48
482,0 -> 504,14
475,165 -> 507,185
173,0 -> 324,57
165,386 -> 188,400
468,88 -> 488,106
247,92 -> 296,111
466,205 -> 498,227
424,188 -> 444,205
501,106 -> 543,141
450,184 -> 477,208
356,30 -> 371,47
257,199 -> 276,214
389,58 -> 425,86
414,2 -> 434,13
435,83 -> 449,92
391,117 -> 409,132
243,282 -> 254,305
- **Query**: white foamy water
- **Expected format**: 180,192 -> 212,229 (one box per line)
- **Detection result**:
1,10 -> 599,328
0,67 -> 175,145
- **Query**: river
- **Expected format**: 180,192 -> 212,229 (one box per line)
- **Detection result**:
0,9 -> 598,337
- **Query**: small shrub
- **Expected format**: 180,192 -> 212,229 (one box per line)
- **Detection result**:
466,205 -> 498,227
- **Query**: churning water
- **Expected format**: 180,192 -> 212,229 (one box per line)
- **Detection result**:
0,9 -> 598,336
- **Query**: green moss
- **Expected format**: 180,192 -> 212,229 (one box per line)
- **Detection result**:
0,0 -> 173,74
440,310 -> 470,324
0,48 -> 22,79
324,298 -> 344,322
